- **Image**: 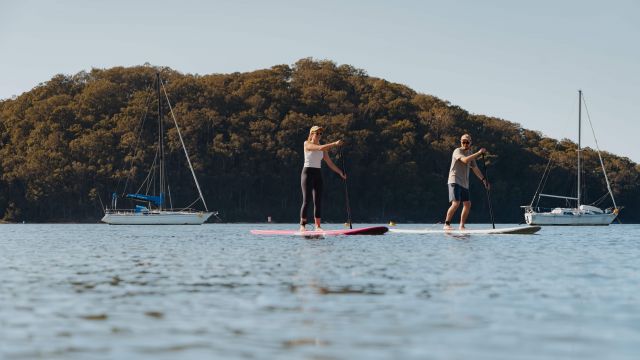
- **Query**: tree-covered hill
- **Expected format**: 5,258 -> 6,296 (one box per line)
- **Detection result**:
1,59 -> 638,223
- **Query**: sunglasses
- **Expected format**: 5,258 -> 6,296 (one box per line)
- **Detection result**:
461,140 -> 470,144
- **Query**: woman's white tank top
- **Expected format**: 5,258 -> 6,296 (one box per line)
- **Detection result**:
303,146 -> 323,168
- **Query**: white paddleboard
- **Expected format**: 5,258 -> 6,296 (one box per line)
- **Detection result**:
389,225 -> 541,235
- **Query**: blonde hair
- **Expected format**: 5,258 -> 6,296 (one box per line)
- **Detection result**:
308,129 -> 322,142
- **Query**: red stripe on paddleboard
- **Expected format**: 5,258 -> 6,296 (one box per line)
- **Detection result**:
250,226 -> 388,236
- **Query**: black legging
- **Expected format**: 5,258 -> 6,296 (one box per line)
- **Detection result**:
300,167 -> 323,225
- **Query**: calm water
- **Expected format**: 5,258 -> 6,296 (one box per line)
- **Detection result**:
1,223 -> 638,360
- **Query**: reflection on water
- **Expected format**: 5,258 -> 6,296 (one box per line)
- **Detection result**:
1,224 -> 639,359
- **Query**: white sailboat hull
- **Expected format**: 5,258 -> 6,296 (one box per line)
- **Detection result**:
525,211 -> 616,226
102,211 -> 213,225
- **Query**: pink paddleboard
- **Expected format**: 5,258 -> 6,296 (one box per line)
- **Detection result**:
250,226 -> 388,236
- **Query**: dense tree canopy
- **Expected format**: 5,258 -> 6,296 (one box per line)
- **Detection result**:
1,59 -> 638,223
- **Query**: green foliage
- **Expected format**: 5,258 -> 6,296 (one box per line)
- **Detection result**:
0,60 -> 638,223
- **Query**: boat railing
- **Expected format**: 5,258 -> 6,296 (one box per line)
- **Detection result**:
521,206 -> 616,215
104,208 -> 204,215
520,206 -> 557,213
104,208 -> 147,215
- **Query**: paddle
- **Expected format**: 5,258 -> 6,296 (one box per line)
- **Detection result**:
481,154 -> 496,229
340,147 -> 352,229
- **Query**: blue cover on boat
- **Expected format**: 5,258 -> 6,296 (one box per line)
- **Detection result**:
134,205 -> 149,213
126,193 -> 164,206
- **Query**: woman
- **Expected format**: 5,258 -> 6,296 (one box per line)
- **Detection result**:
299,125 -> 346,232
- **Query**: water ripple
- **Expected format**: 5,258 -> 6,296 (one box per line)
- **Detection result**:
1,223 -> 639,359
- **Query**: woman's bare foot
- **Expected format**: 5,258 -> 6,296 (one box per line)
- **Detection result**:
443,224 -> 453,230
299,225 -> 306,232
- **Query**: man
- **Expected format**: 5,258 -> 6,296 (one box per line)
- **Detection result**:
444,134 -> 490,230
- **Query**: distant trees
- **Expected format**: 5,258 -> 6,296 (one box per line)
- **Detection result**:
1,59 -> 638,223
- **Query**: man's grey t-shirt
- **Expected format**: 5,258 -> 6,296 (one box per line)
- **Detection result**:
447,148 -> 476,189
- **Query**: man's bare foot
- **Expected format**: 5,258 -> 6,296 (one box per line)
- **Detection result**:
443,224 -> 453,230
299,225 -> 306,232
314,226 -> 323,232
459,226 -> 466,230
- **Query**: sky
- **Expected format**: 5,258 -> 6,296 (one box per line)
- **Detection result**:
1,0 -> 639,162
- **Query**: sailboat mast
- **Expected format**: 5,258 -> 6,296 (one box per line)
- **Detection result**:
577,90 -> 582,208
157,73 -> 164,211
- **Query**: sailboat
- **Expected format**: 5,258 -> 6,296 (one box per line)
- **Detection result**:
522,90 -> 620,226
102,73 -> 215,225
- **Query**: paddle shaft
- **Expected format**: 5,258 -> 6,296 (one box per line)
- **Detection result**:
481,154 -> 496,229
340,148 -> 352,229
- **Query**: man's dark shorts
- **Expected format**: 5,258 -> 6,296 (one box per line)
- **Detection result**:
448,183 -> 470,202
